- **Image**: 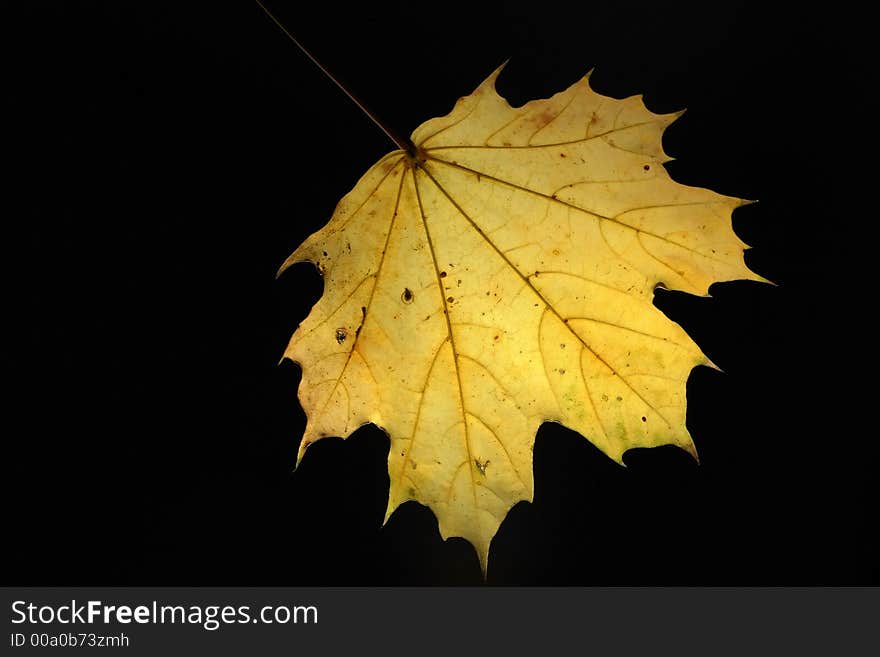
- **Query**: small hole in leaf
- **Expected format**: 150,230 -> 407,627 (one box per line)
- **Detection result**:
641,416 -> 647,422
402,288 -> 414,303
643,164 -> 650,171
335,328 -> 348,344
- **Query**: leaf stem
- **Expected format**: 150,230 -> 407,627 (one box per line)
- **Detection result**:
254,0 -> 415,155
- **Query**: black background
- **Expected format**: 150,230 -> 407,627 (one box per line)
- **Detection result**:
9,1 -> 875,584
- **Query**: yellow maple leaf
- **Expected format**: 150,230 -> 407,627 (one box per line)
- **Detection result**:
279,65 -> 765,572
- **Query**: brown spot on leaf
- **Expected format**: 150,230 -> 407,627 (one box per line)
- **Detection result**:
335,328 -> 348,344
402,288 -> 414,303
535,110 -> 555,126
